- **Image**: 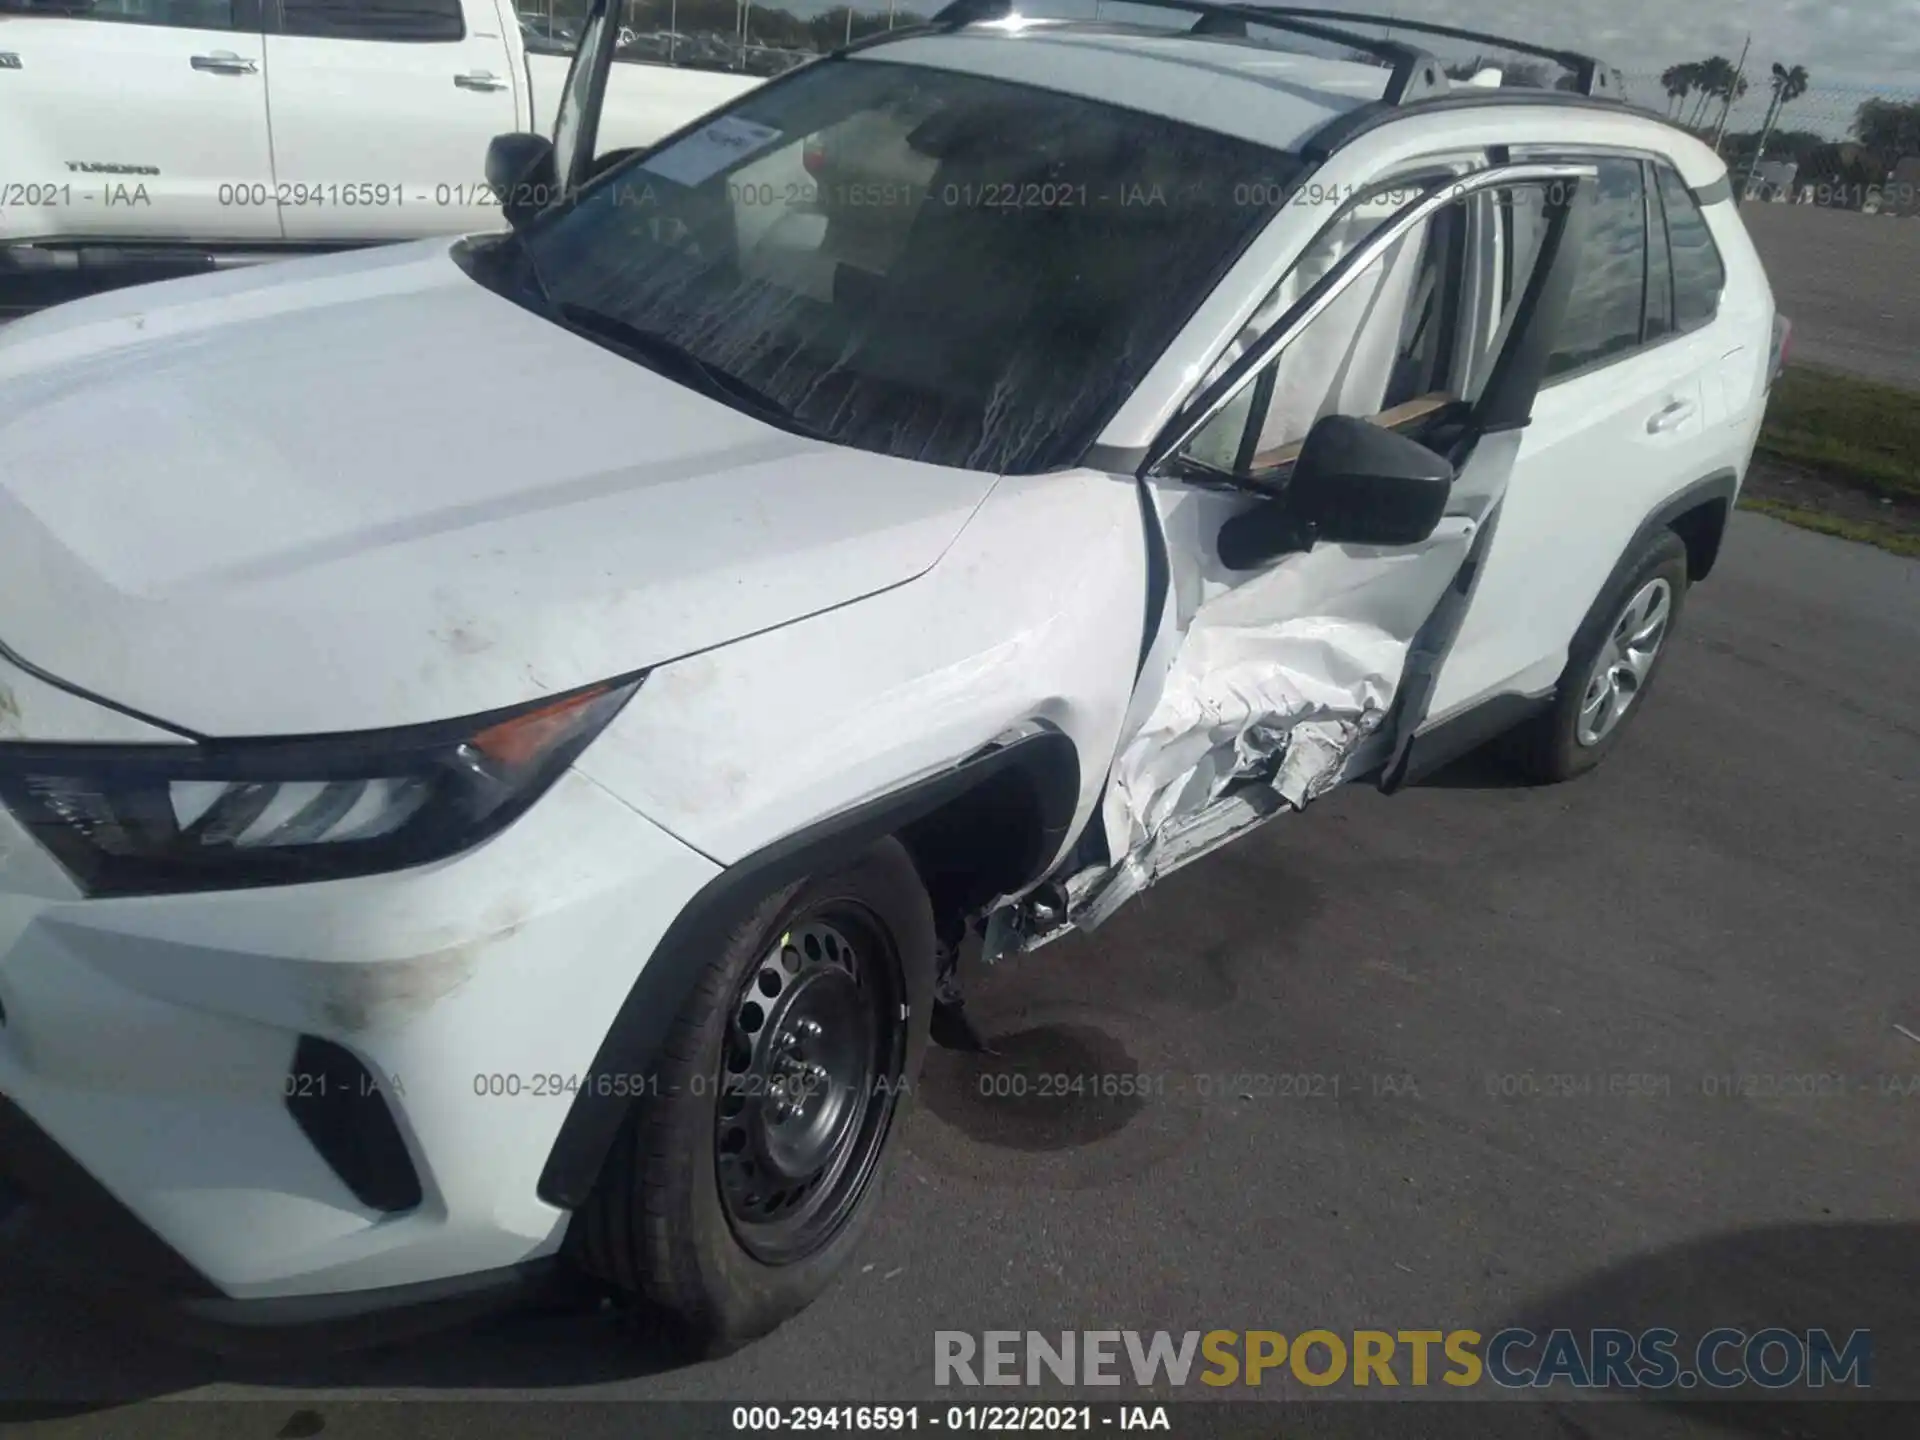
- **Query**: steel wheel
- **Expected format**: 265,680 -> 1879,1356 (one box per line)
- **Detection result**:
715,910 -> 905,1265
1576,576 -> 1673,748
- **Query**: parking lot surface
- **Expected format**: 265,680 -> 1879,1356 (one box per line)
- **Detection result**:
1741,203 -> 1920,390
3,503 -> 1915,1439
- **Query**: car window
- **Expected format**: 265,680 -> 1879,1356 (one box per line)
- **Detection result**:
1655,165 -> 1726,332
523,60 -> 1297,474
1179,208 -> 1459,475
49,0 -> 236,28
279,0 -> 464,42
1644,162 -> 1676,344
1174,171 -> 1567,483
1544,158 -> 1647,379
1178,180 -> 1496,478
613,29 -> 813,77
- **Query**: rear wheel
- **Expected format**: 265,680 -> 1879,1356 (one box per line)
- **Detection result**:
572,838 -> 934,1351
1507,529 -> 1689,783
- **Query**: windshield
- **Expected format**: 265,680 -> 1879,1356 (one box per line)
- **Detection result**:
520,58 -> 1300,473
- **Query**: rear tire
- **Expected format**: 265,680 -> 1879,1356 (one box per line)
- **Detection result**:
572,838 -> 935,1353
1506,529 -> 1690,784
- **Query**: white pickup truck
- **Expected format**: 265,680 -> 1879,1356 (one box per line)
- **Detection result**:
0,0 -> 761,268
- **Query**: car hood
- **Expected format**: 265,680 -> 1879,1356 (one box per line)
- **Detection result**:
0,241 -> 997,737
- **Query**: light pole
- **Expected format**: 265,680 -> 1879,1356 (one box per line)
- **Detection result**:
1745,75 -> 1791,201
1713,34 -> 1750,154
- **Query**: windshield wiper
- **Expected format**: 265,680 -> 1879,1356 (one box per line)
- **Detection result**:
555,303 -> 826,440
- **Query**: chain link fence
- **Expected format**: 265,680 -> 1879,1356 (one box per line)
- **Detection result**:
517,0 -> 928,73
1614,74 -> 1920,214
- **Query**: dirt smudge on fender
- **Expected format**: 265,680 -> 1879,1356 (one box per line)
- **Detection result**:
310,898 -> 528,1033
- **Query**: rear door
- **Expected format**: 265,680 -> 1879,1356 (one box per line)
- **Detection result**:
1658,164 -> 1755,436
1077,161 -> 1585,924
0,0 -> 279,245
1422,154 -> 1732,726
263,0 -> 517,242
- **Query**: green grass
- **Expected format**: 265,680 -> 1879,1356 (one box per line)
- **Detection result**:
1758,365 -> 1920,501
1739,495 -> 1920,559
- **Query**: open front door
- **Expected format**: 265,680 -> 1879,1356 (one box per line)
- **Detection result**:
1064,162 -> 1589,933
484,0 -> 619,226
548,0 -> 620,197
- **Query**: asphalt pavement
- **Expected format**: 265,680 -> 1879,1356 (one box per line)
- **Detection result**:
1740,203 -> 1920,390
4,504 -> 1916,1438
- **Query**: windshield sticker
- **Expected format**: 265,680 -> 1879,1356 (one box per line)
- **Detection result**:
642,116 -> 785,188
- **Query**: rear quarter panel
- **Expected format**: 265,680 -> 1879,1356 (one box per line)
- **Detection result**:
1701,194 -> 1778,480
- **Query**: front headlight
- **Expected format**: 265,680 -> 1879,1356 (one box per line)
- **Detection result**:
0,677 -> 642,897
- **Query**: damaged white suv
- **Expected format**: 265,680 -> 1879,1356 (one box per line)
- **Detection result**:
0,0 -> 1780,1354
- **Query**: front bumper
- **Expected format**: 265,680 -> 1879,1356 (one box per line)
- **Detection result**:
0,761 -> 719,1333
0,1092 -> 563,1355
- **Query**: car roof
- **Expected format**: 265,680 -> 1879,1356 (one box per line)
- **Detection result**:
849,20 -> 1727,189
851,24 -> 1392,153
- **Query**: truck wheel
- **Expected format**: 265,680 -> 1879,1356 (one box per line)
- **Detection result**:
573,838 -> 935,1352
1507,530 -> 1690,784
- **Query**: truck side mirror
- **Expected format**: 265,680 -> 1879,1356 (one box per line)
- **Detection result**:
485,133 -> 559,231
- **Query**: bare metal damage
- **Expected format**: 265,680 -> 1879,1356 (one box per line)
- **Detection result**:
981,582 -> 1419,962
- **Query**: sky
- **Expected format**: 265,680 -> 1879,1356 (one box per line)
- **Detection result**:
1304,0 -> 1920,95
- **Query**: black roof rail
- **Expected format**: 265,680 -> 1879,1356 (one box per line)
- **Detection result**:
927,0 -> 1449,104
1249,8 -> 1623,99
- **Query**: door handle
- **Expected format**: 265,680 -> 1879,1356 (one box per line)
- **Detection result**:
1645,397 -> 1697,434
191,51 -> 258,74
454,71 -> 508,91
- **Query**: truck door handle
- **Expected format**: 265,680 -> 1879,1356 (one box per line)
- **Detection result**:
1645,397 -> 1697,434
191,51 -> 258,74
454,71 -> 508,91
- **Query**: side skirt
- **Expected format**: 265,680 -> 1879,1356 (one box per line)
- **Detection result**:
982,686 -> 1552,961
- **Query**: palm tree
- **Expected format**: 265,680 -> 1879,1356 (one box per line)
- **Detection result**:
1770,62 -> 1811,115
1746,63 -> 1812,198
1687,56 -> 1735,129
1715,69 -> 1750,139
1697,58 -> 1728,126
1660,62 -> 1698,118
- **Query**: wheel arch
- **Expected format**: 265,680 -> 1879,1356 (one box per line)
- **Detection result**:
1600,469 -> 1740,600
536,724 -> 1080,1211
1551,467 -> 1735,698
1666,479 -> 1736,582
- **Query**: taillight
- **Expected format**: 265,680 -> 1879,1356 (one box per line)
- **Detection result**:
802,136 -> 828,177
1769,314 -> 1792,383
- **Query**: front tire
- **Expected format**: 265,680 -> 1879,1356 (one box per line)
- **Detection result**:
1507,529 -> 1690,783
572,838 -> 935,1352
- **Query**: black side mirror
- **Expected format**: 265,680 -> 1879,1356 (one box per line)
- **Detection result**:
485,133 -> 559,231
1217,414 -> 1454,569
1288,413 -> 1455,545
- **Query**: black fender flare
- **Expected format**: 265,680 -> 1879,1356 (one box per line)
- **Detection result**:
536,725 -> 1081,1209
1582,468 -> 1738,603
1652,468 -> 1740,582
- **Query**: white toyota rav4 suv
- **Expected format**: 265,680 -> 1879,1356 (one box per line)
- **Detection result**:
0,0 -> 1783,1355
